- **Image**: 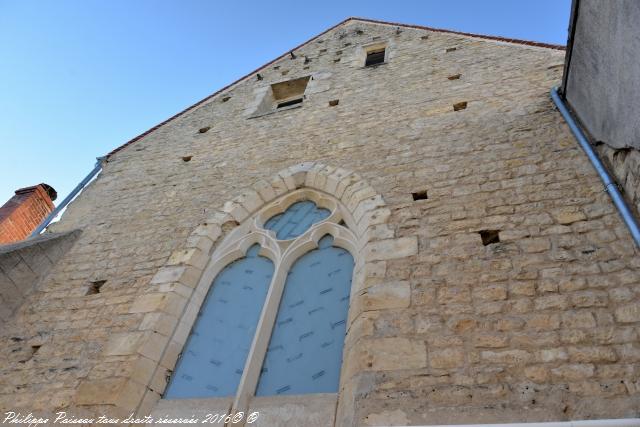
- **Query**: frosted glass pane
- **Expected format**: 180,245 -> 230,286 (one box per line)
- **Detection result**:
165,245 -> 273,399
264,200 -> 330,240
256,235 -> 354,396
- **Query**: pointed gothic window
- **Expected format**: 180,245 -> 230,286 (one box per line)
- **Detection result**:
165,244 -> 273,399
165,192 -> 357,408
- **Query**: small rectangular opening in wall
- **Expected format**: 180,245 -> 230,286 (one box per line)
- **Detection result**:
453,101 -> 468,111
20,345 -> 41,363
412,190 -> 428,201
479,230 -> 500,246
86,280 -> 106,295
446,47 -> 457,52
329,99 -> 339,107
448,74 -> 461,80
271,76 -> 310,101
365,48 -> 385,66
277,98 -> 303,109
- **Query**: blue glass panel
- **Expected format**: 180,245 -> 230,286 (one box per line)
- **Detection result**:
264,200 -> 331,240
256,235 -> 354,396
165,244 -> 273,399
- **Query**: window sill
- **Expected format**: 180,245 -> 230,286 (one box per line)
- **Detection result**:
151,393 -> 337,426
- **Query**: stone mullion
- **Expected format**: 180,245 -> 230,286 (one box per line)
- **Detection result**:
231,240 -> 288,421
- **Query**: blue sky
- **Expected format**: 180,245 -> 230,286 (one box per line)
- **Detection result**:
0,0 -> 571,204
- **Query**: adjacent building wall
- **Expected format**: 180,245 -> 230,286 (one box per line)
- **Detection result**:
563,0 -> 640,217
0,230 -> 80,323
563,0 -> 640,151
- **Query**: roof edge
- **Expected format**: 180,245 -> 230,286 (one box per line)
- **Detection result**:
106,17 -> 565,159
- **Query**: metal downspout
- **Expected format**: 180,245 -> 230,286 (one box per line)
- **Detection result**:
551,87 -> 640,248
30,157 -> 104,237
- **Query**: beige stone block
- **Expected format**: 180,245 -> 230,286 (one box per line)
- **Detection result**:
270,175 -> 290,196
286,161 -> 316,186
518,237 -> 551,253
342,180 -> 368,206
324,168 -> 352,195
357,207 -> 391,234
150,265 -> 202,288
115,379 -> 148,413
364,237 -> 418,261
562,311 -> 596,329
438,286 -> 471,305
303,163 -> 327,188
359,281 -> 410,311
253,179 -> 277,202
159,339 -> 182,370
538,348 -> 568,363
344,337 -> 426,379
173,320 -> 193,346
222,200 -> 249,222
361,223 -> 395,243
614,304 -> 640,323
130,292 -> 187,317
166,247 -> 208,269
429,347 -> 465,369
192,222 -> 222,242
346,186 -> 377,212
550,364 -> 595,380
277,169 -> 298,190
571,290 -> 608,307
206,211 -> 234,227
527,313 -> 561,330
184,234 -> 214,255
473,283 -> 507,301
235,188 -> 264,214
524,366 -> 549,383
74,377 -> 127,405
345,311 -> 377,350
551,207 -> 587,225
481,349 -> 532,365
139,312 -> 179,336
534,294 -> 568,310
335,174 -> 361,200
473,333 -> 508,348
448,316 -> 476,333
136,389 -> 161,418
568,346 -> 618,363
155,282 -> 193,299
353,195 -> 386,224
248,393 -> 337,427
149,365 -> 171,395
103,331 -> 145,356
131,355 -> 158,386
130,293 -> 168,314
138,331 -> 171,362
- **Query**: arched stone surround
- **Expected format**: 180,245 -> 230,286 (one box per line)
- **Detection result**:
73,161 -> 417,426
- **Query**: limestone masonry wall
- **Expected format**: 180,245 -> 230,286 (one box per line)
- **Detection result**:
1,20 -> 638,426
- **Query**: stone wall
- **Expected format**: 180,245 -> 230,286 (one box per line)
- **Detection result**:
0,230 -> 80,323
1,19 -> 639,426
596,145 -> 640,220
563,0 -> 640,150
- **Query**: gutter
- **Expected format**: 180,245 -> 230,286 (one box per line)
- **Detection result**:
551,87 -> 640,248
402,420 -> 640,427
30,157 -> 104,237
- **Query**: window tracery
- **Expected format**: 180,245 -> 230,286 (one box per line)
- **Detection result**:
165,189 -> 358,410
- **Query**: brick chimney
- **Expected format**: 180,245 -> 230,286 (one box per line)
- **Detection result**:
0,183 -> 57,244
